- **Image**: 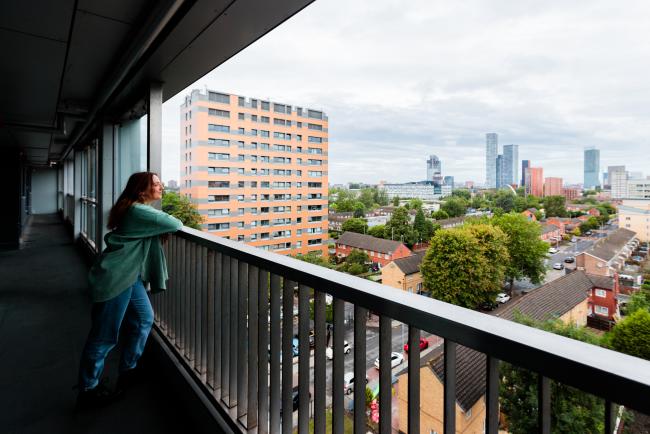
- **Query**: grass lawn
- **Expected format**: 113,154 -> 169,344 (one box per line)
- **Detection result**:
294,409 -> 354,434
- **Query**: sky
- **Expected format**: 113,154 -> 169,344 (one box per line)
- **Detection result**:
161,0 -> 650,186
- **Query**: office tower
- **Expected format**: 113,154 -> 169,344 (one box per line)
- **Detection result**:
427,155 -> 443,186
544,177 -> 563,196
608,165 -> 627,199
528,167 -> 544,197
443,176 -> 454,188
583,148 -> 600,189
180,89 -> 329,256
602,171 -> 609,189
496,154 -> 504,189
502,144 -> 519,186
521,160 -> 530,188
485,133 -> 498,188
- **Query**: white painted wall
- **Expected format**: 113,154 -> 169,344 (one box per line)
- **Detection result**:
31,168 -> 57,214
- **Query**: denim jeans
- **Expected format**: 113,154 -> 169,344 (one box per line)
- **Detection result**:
78,277 -> 154,390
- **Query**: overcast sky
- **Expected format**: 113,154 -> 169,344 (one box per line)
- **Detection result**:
161,0 -> 650,186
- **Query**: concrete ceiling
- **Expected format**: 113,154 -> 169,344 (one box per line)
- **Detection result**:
0,0 -> 313,166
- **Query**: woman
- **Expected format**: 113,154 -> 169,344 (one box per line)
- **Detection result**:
77,172 -> 182,409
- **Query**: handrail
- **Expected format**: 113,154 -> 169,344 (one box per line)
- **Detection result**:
174,226 -> 650,414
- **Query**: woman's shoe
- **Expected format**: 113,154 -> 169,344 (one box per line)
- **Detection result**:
76,381 -> 121,410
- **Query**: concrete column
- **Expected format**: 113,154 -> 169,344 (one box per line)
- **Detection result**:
148,82 -> 163,209
74,151 -> 82,239
97,123 -> 115,250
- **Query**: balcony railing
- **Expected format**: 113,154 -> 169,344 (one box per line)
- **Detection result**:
152,227 -> 650,434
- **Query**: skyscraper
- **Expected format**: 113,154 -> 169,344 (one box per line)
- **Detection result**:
608,165 -> 627,199
426,155 -> 443,186
180,88 -> 329,256
528,167 -> 544,197
584,148 -> 600,189
502,144 -> 519,187
521,160 -> 530,188
485,133 -> 498,188
496,154 -> 504,189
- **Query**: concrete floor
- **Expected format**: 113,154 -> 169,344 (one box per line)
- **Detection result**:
0,214 -> 193,434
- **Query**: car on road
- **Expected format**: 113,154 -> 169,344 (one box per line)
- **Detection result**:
553,262 -> 564,270
374,352 -> 404,370
404,337 -> 429,353
325,340 -> 351,360
570,237 -> 577,243
495,293 -> 510,304
564,256 -> 575,263
343,372 -> 368,395
548,247 -> 559,254
584,230 -> 593,236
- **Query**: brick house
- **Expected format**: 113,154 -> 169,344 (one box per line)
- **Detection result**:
381,251 -> 426,294
587,273 -> 619,325
575,228 -> 638,276
540,223 -> 562,242
522,209 -> 537,221
327,212 -> 353,232
334,231 -> 411,267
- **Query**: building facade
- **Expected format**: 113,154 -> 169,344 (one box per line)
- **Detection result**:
528,167 -> 544,197
608,165 -> 627,199
627,179 -> 650,199
382,182 -> 451,200
618,199 -> 650,241
427,155 -> 443,186
485,133 -> 498,188
496,154 -> 504,189
502,144 -> 519,187
544,177 -> 563,196
521,159 -> 530,188
562,187 -> 581,201
180,89 -> 329,256
584,148 -> 600,189
443,175 -> 454,188
334,231 -> 411,267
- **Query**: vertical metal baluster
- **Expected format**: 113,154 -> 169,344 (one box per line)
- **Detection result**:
538,375 -> 550,434
189,242 -> 196,365
206,249 -> 215,389
214,252 -> 222,393
408,327 -> 421,434
486,356 -> 500,434
193,243 -> 201,372
354,305 -> 367,434
169,235 -> 176,341
298,284 -> 310,433
199,246 -> 208,378
313,290 -> 326,434
247,265 -> 259,429
281,278 -> 294,434
229,257 -> 238,406
269,273 -> 281,434
605,400 -> 615,434
332,298 -> 344,434
221,254 -> 231,404
184,238 -> 191,360
237,261 -> 249,422
176,237 -> 185,351
379,316 -> 391,434
444,340 -> 456,434
258,269 -> 270,434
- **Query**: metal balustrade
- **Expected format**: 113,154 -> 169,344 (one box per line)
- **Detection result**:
151,227 -> 650,434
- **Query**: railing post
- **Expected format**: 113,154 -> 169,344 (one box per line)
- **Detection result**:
408,327 -> 421,434
443,340 -> 456,434
353,305 -> 367,434
538,375 -> 551,434
486,356 -> 500,434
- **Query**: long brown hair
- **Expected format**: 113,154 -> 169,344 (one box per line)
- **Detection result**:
107,172 -> 157,230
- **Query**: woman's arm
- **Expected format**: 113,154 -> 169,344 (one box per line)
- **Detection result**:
120,204 -> 184,237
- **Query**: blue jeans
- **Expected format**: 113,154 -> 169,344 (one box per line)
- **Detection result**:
78,277 -> 154,390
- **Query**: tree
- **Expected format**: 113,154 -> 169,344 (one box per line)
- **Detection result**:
368,225 -> 386,239
491,213 -> 548,291
579,216 -> 600,233
338,249 -> 369,275
470,195 -> 486,210
161,191 -> 202,229
441,197 -> 467,218
353,202 -> 366,218
431,210 -> 449,220
341,217 -> 368,234
414,208 -> 438,242
452,189 -> 471,200
293,252 -> 334,269
544,195 -> 567,217
500,316 -> 604,434
373,188 -> 389,206
420,224 -> 508,308
385,207 -> 411,241
621,289 -> 650,316
392,196 -> 400,207
513,196 -> 528,212
606,310 -> 650,360
408,198 -> 423,210
494,191 -> 516,213
359,188 -> 376,209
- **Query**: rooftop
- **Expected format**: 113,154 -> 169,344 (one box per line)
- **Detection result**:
336,231 -> 406,254
581,228 -> 637,262
392,251 -> 426,275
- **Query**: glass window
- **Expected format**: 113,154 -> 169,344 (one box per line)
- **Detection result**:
209,108 -> 230,117
208,124 -> 230,132
208,92 -> 230,104
238,113 -> 245,120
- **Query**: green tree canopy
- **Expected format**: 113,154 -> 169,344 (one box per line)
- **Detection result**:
373,188 -> 389,206
451,189 -> 472,200
353,203 -> 366,218
341,217 -> 368,234
494,191 -> 516,212
420,224 -> 508,308
441,197 -> 468,218
392,196 -> 400,206
431,209 -> 449,220
338,249 -> 370,275
358,188 -> 376,209
544,195 -> 567,217
368,224 -> 386,239
161,191 -> 202,229
385,207 -> 411,241
621,289 -> 650,316
408,198 -> 424,210
606,309 -> 650,360
293,252 -> 334,269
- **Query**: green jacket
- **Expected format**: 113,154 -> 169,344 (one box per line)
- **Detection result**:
88,203 -> 183,302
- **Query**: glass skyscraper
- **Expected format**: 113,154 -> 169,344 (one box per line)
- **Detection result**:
496,154 -> 504,189
584,148 -> 600,189
486,133 -> 498,188
502,144 -> 519,187
521,160 -> 530,188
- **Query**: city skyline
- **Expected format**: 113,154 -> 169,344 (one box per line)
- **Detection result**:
160,0 -> 650,185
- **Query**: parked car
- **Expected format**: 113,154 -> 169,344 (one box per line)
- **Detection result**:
548,247 -> 559,254
292,337 -> 299,357
553,262 -> 564,270
404,337 -> 429,353
343,372 -> 368,395
325,340 -> 352,360
374,352 -> 404,370
584,230 -> 593,236
564,256 -> 575,263
570,237 -> 578,243
495,293 -> 510,304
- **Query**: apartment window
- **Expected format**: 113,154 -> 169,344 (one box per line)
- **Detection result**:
308,238 -> 322,245
308,123 -> 323,131
208,181 -> 229,188
250,208 -> 258,215
251,129 -> 258,136
273,103 -> 287,113
260,143 -> 270,150
251,142 -> 258,149
208,167 -> 229,174
208,152 -> 229,160
261,116 -> 270,123
307,109 -> 323,119
237,195 -> 245,201
208,195 -> 229,202
238,154 -> 245,161
308,136 -> 322,143
296,172 -> 302,177
261,101 -> 270,111
238,127 -> 245,134
238,181 -> 245,188
274,132 -> 290,140
208,92 -> 230,104
260,130 -> 270,137
261,232 -> 270,240
208,124 -> 230,132
261,194 -> 270,201
208,223 -> 230,231
238,112 -> 245,120
595,289 -> 607,298
273,206 -> 291,213
251,194 -> 257,200
308,216 -> 322,222
296,135 -> 302,141
261,207 -> 270,213
251,99 -> 258,108
308,205 -> 323,211
237,221 -> 245,228
309,171 -> 322,177
251,181 -> 257,187
208,138 -> 229,146
250,234 -> 257,241
237,235 -> 245,242
305,227 -> 322,234
238,208 -> 245,215
209,108 -> 230,117
238,96 -> 245,107
237,168 -> 245,174
260,169 -> 269,175
308,159 -> 322,165
308,182 -> 322,188
595,305 -> 609,316
251,114 -> 258,122
207,208 -> 229,216
308,147 -> 322,154
297,121 -> 302,127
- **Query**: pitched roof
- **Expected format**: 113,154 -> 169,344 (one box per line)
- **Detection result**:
585,274 -> 616,290
336,231 -> 405,254
541,223 -> 560,234
430,345 -> 486,412
582,228 -> 637,262
495,270 -> 598,322
392,251 -> 426,275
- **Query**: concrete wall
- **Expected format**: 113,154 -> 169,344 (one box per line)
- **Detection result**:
31,168 -> 57,214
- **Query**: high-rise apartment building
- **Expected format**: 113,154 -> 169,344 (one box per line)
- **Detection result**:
521,160 -> 530,188
608,165 -> 627,199
496,154 -> 504,189
485,133 -> 498,188
502,144 -> 519,187
584,148 -> 600,189
180,89 -> 329,256
627,179 -> 650,199
544,177 -> 563,196
427,155 -> 443,186
528,167 -> 544,197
